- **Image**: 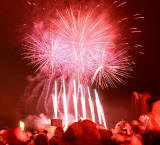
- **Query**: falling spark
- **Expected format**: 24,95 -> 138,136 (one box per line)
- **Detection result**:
131,30 -> 141,34
129,27 -> 138,30
134,16 -> 144,20
118,18 -> 128,23
88,87 -> 95,122
113,1 -> 118,4
138,52 -> 144,55
133,13 -> 141,16
117,1 -> 127,7
134,44 -> 143,48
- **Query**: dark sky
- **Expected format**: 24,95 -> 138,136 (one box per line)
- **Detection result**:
0,0 -> 159,127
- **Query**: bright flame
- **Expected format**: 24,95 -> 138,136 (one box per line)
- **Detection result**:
19,121 -> 24,131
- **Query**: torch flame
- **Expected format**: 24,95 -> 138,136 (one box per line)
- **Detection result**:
19,121 -> 24,131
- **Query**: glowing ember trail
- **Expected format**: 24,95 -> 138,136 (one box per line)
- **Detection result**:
73,80 -> 78,122
81,85 -> 86,119
88,87 -> 95,122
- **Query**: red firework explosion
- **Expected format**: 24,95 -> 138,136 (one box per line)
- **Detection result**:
21,1 -> 143,128
23,7 -> 131,88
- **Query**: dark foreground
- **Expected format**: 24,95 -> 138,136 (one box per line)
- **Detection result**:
1,98 -> 160,145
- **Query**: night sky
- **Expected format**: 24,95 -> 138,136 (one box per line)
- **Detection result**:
0,0 -> 159,127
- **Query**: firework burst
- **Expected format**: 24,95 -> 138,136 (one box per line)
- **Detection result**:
21,1 -> 143,127
24,7 -> 131,88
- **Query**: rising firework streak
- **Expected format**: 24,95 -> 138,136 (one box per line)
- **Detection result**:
51,80 -> 107,128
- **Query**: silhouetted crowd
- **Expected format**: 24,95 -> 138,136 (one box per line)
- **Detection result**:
0,95 -> 160,145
